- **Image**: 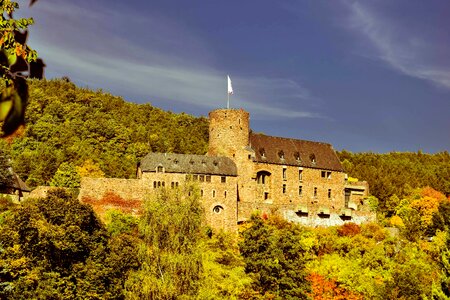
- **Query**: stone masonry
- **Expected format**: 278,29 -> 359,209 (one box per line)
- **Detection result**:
80,108 -> 374,231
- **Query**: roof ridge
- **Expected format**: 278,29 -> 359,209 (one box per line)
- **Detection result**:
251,132 -> 331,146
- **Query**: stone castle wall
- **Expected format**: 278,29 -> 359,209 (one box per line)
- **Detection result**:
79,177 -> 150,201
80,174 -> 238,231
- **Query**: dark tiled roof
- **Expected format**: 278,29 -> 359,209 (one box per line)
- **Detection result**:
140,153 -> 237,176
13,173 -> 30,192
0,172 -> 30,192
249,133 -> 344,172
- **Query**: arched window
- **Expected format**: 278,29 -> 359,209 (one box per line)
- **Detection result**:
213,205 -> 223,214
256,171 -> 271,185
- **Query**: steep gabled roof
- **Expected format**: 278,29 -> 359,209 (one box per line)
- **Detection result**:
249,133 -> 344,171
140,153 -> 237,176
12,173 -> 31,192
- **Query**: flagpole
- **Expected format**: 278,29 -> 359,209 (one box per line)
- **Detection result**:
227,75 -> 233,109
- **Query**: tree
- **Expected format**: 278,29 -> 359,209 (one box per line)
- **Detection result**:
0,189 -> 139,299
196,231 -> 256,299
77,158 -> 105,178
125,184 -> 204,299
0,143 -> 12,187
50,162 -> 81,188
239,214 -> 311,299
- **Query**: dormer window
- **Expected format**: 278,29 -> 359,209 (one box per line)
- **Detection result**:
213,160 -> 218,166
189,159 -> 194,165
157,166 -> 164,173
259,148 -> 266,158
174,159 -> 178,165
294,151 -> 301,161
278,150 -> 285,159
310,154 -> 316,165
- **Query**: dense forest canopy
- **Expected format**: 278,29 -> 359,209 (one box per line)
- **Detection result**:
1,78 -> 209,187
337,150 -> 450,216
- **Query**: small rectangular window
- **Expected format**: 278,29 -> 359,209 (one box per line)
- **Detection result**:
224,190 -> 227,198
206,175 -> 211,182
282,168 -> 287,180
171,182 -> 174,188
264,192 -> 269,200
299,186 -> 302,196
221,176 -> 226,183
282,184 -> 286,194
299,170 -> 303,182
314,187 -> 317,198
199,175 -> 205,182
321,171 -> 326,178
201,189 -> 204,197
153,181 -> 157,188
193,175 -> 198,181
327,171 -> 332,179
328,189 -> 332,199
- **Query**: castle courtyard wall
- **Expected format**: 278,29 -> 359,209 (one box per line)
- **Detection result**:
80,173 -> 238,231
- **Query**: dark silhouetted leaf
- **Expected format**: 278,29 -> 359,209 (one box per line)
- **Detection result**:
29,58 -> 45,79
2,78 -> 28,136
14,30 -> 28,45
10,56 -> 28,74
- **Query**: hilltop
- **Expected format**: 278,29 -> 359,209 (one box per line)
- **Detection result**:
3,78 -> 209,187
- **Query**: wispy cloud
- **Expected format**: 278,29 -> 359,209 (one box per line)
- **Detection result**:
36,42 -> 321,120
345,1 -> 450,89
23,0 -> 321,119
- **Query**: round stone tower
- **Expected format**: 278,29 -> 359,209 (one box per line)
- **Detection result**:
208,108 -> 250,158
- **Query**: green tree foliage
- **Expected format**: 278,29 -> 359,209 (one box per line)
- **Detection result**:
50,162 -> 81,188
308,222 -> 443,299
239,214 -> 311,299
105,209 -> 138,236
197,231 -> 255,299
5,79 -> 208,186
125,184 -> 204,299
338,150 -> 450,215
0,189 -> 139,299
0,140 -> 12,187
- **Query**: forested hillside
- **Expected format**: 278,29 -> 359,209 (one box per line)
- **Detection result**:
338,150 -> 450,215
2,78 -> 209,187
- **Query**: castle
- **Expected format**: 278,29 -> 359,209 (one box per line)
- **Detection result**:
79,108 -> 374,231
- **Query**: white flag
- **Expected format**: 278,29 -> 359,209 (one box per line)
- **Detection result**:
227,75 -> 233,95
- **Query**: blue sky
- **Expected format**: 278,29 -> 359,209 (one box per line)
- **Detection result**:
17,0 -> 450,153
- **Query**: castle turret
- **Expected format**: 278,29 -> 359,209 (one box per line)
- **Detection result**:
208,109 -> 250,158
